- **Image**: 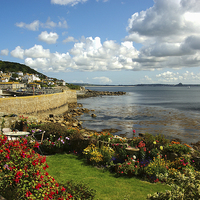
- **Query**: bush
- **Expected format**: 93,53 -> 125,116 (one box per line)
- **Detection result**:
116,157 -> 141,176
111,144 -> 129,163
143,133 -> 170,150
64,180 -> 96,200
144,156 -> 169,182
163,141 -> 191,155
0,134 -> 72,200
40,135 -> 70,155
147,168 -> 200,199
83,144 -> 115,166
39,123 -> 69,139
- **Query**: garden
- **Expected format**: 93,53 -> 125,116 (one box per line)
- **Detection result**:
1,115 -> 200,199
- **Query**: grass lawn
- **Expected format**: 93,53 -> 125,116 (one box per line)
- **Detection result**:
46,153 -> 170,200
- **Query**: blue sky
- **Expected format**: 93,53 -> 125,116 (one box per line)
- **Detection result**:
1,0 -> 200,85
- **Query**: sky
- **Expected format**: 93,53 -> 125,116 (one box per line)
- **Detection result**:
1,0 -> 200,85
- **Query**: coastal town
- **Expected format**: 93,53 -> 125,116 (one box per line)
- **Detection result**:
0,70 -> 67,96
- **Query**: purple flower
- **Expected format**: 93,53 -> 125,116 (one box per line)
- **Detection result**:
4,164 -> 10,170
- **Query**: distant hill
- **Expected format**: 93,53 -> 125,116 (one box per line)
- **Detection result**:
0,60 -> 46,78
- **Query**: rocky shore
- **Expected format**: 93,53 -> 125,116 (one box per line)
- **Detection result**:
0,87 -> 126,136
77,89 -> 126,98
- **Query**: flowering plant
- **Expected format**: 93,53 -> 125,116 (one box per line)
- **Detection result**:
137,140 -> 147,161
109,135 -> 127,143
92,132 -> 113,142
144,155 -> 169,182
112,143 -> 129,162
147,168 -> 200,199
0,134 -> 72,199
19,115 -> 28,122
83,144 -> 103,165
99,145 -> 115,165
116,157 -> 141,176
164,141 -> 191,155
40,135 -> 70,154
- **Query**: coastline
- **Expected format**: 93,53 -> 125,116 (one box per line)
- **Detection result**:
76,88 -> 200,145
2,87 -> 200,146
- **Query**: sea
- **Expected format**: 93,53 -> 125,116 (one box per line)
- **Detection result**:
77,86 -> 200,144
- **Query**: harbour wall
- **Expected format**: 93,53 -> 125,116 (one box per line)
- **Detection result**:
0,90 -> 77,115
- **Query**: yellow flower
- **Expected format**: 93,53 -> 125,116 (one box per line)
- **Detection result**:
153,141 -> 156,144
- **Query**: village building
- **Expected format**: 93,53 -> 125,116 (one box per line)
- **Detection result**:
0,82 -> 25,90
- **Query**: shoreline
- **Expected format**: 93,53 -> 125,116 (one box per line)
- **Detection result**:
2,88 -> 200,146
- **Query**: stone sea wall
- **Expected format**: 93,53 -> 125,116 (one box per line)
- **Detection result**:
0,90 -> 77,115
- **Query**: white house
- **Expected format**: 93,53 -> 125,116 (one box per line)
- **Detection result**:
21,74 -> 40,83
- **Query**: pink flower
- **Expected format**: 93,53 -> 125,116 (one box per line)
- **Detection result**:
133,130 -> 136,133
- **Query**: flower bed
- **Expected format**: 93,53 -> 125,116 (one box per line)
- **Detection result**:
0,134 -> 72,200
2,120 -> 200,199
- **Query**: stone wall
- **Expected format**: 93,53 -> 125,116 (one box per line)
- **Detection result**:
0,90 -> 77,115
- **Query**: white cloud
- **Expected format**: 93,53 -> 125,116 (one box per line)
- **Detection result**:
0,49 -> 9,56
38,31 -> 59,44
20,37 -> 138,73
92,76 -> 112,84
41,17 -> 57,28
63,36 -> 78,43
10,46 -> 24,59
58,18 -> 68,29
16,18 -> 68,31
24,45 -> 50,58
96,0 -> 109,2
51,0 -> 88,6
144,75 -> 153,82
154,70 -> 200,83
124,0 -> 200,71
15,20 -> 40,31
24,50 -> 73,72
70,37 -> 139,71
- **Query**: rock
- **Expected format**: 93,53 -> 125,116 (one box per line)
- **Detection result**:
78,121 -> 83,125
91,114 -> 97,118
49,114 -> 54,118
72,122 -> 78,127
77,89 -> 126,99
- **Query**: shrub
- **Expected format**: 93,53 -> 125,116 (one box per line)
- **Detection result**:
99,145 -> 115,165
163,141 -> 191,155
40,135 -> 70,155
92,132 -> 113,142
83,144 -> 115,166
143,133 -> 170,150
144,156 -> 169,182
39,123 -> 69,139
116,157 -> 141,176
109,135 -> 127,144
67,127 -> 84,141
111,143 -> 129,163
64,180 -> 96,200
0,134 -> 72,200
83,144 -> 103,165
147,168 -> 200,200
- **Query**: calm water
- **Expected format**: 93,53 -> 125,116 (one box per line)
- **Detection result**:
77,86 -> 200,144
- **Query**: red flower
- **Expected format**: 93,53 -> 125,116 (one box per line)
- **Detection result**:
25,191 -> 32,197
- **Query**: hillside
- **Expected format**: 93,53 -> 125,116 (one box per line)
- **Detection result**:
0,60 -> 46,78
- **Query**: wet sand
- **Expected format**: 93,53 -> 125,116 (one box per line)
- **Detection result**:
78,104 -> 200,144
